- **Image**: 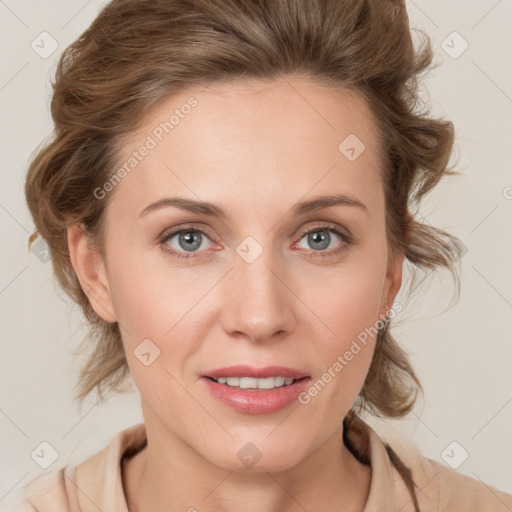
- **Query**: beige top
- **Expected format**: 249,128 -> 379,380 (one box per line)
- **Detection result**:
11,416 -> 512,512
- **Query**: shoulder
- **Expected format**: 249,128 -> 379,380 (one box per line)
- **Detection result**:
386,435 -> 512,512
7,423 -> 146,512
8,468 -> 73,512
419,456 -> 512,511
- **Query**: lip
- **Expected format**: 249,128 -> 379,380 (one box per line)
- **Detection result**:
203,365 -> 309,380
201,370 -> 311,415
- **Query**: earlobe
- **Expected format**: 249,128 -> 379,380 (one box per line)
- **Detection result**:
66,223 -> 117,323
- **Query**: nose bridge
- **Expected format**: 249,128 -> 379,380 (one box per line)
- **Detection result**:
221,240 -> 295,342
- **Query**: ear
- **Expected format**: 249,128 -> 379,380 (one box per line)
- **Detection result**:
380,248 -> 405,319
67,223 -> 117,323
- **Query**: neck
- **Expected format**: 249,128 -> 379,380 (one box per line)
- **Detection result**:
122,413 -> 371,512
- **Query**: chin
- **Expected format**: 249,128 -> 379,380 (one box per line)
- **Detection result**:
205,441 -> 306,474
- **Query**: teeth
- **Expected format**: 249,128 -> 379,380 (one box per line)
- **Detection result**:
214,376 -> 296,389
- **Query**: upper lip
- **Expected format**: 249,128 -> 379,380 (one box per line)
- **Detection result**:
203,365 -> 309,380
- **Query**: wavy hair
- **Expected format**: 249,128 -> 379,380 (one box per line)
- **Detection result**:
25,1 -> 464,508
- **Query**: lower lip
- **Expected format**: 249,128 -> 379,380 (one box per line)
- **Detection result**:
201,377 -> 311,414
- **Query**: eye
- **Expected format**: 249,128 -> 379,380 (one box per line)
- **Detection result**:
294,224 -> 351,258
159,226 -> 213,259
158,223 -> 352,261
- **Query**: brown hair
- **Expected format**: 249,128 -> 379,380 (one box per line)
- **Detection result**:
25,0 -> 464,507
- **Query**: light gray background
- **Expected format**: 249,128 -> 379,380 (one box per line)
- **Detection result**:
1,0 -> 511,508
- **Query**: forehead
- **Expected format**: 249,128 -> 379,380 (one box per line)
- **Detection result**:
108,77 -> 385,220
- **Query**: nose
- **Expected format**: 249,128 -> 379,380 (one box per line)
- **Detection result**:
220,246 -> 296,344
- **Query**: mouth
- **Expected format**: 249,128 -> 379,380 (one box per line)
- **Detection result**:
201,365 -> 311,414
205,375 -> 308,390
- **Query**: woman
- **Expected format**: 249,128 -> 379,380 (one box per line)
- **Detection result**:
16,0 -> 512,510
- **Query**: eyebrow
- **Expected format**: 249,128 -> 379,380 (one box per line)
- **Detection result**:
138,193 -> 369,219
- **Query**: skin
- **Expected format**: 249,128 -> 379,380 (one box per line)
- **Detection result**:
67,76 -> 405,512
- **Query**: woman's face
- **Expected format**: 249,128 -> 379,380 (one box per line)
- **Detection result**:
78,77 -> 404,472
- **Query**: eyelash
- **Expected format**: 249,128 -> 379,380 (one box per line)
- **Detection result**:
158,224 -> 352,261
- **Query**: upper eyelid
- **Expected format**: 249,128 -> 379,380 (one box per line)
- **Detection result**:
298,222 -> 347,235
160,224 -> 215,243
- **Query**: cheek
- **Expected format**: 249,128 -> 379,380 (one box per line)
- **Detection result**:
108,248 -> 203,340
106,252 -> 214,388
297,299 -> 378,417
111,263 -> 196,417
295,260 -> 383,396
298,261 -> 383,341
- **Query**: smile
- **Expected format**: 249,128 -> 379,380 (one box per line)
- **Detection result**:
208,376 -> 299,389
